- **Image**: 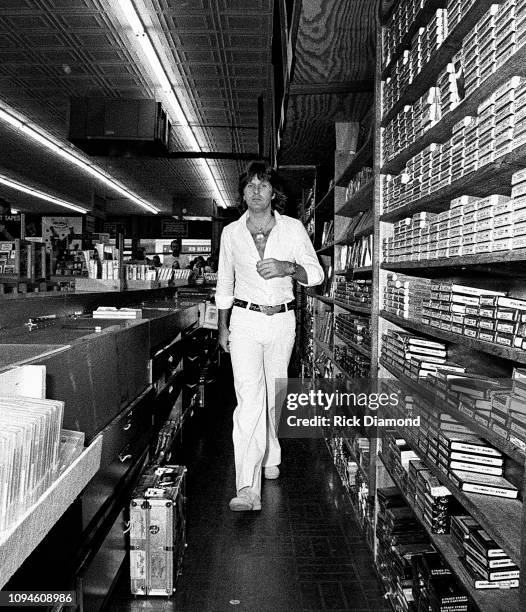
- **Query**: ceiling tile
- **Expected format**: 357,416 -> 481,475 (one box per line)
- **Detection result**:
0,0 -> 274,209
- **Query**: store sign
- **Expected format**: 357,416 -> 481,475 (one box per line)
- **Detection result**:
0,214 -> 21,240
103,221 -> 127,238
161,219 -> 188,238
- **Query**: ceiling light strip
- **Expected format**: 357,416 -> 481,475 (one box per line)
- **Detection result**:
0,175 -> 89,214
117,0 -> 228,208
0,107 -> 160,214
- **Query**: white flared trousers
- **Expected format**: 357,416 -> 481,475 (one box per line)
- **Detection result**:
229,306 -> 296,496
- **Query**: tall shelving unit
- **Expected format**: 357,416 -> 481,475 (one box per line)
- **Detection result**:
377,0 -> 525,609
301,1 -> 526,610
306,107 -> 379,550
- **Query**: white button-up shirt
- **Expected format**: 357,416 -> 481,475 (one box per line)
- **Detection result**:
216,210 -> 324,309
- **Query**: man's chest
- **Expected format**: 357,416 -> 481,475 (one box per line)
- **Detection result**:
233,229 -> 294,264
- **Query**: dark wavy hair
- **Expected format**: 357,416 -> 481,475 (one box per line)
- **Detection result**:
238,161 -> 287,213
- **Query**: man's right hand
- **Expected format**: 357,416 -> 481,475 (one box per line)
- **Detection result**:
218,327 -> 230,353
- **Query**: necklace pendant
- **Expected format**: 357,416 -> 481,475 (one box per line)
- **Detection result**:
256,232 -> 264,241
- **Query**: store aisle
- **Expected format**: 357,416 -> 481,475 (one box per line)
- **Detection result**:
110,373 -> 390,612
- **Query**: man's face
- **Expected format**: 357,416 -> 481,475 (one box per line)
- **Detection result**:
244,176 -> 273,213
170,240 -> 180,255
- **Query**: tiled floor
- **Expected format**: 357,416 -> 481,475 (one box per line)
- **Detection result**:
110,372 -> 390,612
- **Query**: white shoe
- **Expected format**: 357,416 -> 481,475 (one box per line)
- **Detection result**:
264,466 -> 280,480
229,487 -> 261,511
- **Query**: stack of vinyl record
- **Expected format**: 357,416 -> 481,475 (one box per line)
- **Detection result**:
0,396 -> 64,532
451,515 -> 519,590
93,306 -> 143,319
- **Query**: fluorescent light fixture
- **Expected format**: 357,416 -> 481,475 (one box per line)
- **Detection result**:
181,215 -> 212,221
117,0 -> 228,208
0,175 -> 89,214
0,105 -> 160,214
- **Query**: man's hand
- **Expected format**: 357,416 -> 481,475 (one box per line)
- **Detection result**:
218,326 -> 230,352
256,258 -> 290,279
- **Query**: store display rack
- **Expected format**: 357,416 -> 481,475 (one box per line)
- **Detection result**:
301,1 -> 526,609
377,450 -> 519,612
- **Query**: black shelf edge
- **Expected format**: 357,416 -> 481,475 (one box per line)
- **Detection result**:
380,310 -> 526,365
316,236 -> 355,255
334,330 -> 372,359
351,266 -> 373,275
381,0 -> 504,126
383,40 -> 526,174
316,244 -> 334,256
306,290 -> 372,314
336,180 -> 374,218
379,358 -> 525,463
381,248 -> 526,271
333,298 -> 372,315
377,450 -> 520,612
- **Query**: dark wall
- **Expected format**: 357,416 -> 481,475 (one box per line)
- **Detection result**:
105,216 -> 212,240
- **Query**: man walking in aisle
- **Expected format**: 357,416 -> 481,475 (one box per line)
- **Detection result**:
216,161 -> 324,511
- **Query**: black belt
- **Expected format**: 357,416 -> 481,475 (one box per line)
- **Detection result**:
233,298 -> 295,315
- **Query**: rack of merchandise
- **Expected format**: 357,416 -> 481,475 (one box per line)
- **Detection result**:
304,109 -> 379,551
377,1 -> 526,608
301,1 -> 526,609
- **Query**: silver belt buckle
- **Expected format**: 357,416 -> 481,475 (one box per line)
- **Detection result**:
260,304 -> 280,316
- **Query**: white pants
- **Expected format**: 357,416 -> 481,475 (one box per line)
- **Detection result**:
229,305 -> 296,496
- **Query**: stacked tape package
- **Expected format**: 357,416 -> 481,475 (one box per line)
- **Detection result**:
451,515 -> 519,589
384,272 -> 432,318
